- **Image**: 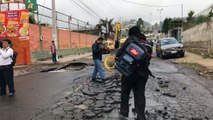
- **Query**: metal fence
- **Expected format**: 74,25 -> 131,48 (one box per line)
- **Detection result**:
30,4 -> 98,61
35,4 -> 96,31
0,3 -> 98,62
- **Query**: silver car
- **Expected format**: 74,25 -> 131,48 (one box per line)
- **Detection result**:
156,38 -> 185,58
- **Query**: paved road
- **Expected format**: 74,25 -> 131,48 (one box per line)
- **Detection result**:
0,62 -> 91,120
0,56 -> 213,120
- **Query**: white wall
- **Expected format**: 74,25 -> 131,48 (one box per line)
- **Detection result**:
183,19 -> 213,49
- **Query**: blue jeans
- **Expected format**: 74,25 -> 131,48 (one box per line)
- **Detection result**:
92,59 -> 104,80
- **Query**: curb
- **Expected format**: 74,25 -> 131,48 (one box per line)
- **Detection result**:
14,53 -> 92,77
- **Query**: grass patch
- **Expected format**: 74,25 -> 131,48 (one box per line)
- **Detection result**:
183,63 -> 213,80
185,48 -> 213,59
184,63 -> 206,72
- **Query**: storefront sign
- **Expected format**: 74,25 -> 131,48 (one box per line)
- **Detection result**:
25,0 -> 37,11
0,10 -> 29,39
0,0 -> 26,4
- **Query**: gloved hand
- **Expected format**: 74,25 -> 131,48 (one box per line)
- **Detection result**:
114,57 -> 119,61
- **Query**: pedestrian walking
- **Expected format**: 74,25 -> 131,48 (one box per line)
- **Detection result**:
116,26 -> 153,120
50,40 -> 57,63
91,37 -> 105,82
0,39 -> 15,97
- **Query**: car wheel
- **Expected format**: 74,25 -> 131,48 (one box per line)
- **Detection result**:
180,52 -> 185,57
159,52 -> 164,59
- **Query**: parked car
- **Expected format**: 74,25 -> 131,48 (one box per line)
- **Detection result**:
156,37 -> 185,58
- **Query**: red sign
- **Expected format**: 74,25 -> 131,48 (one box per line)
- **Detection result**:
130,48 -> 140,57
0,10 -> 29,39
0,0 -> 26,4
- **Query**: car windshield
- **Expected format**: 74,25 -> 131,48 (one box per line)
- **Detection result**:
161,39 -> 178,46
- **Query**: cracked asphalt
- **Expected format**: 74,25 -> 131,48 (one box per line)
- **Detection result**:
0,56 -> 213,120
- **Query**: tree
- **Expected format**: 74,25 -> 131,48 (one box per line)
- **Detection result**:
195,15 -> 208,24
170,19 -> 183,28
95,18 -> 114,38
162,18 -> 172,34
187,10 -> 195,23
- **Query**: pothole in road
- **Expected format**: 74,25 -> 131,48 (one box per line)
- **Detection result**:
60,62 -> 88,71
40,62 -> 88,73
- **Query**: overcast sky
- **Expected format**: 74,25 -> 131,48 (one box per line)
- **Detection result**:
37,0 -> 213,25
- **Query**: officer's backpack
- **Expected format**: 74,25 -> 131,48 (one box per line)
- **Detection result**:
10,51 -> 17,66
115,37 -> 153,77
6,48 -> 17,66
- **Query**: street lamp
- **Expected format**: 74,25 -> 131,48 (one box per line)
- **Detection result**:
157,8 -> 163,33
157,8 -> 163,24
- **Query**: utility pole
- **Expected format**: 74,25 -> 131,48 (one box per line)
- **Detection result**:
52,0 -> 58,61
150,13 -> 152,24
157,8 -> 163,24
157,8 -> 163,33
52,0 -> 57,49
179,3 -> 184,42
51,0 -> 58,61
181,4 -> 183,19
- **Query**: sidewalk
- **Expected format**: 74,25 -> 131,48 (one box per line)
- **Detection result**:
36,52 -> 92,64
14,52 -> 92,77
171,51 -> 213,71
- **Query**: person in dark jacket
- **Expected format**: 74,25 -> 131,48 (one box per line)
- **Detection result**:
91,37 -> 105,82
116,26 -> 153,120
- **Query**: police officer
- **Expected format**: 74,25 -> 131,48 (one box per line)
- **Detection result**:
116,26 -> 152,120
0,39 -> 15,97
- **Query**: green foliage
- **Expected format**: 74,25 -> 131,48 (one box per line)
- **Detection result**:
195,15 -> 208,24
162,18 -> 183,34
186,10 -> 195,22
95,18 -> 114,38
184,9 -> 212,30
207,8 -> 213,19
162,18 -> 172,34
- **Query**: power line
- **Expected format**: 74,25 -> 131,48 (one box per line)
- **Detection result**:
122,0 -> 181,7
71,0 -> 100,20
104,0 -> 122,18
78,0 -> 102,19
84,0 -> 108,19
39,0 -> 46,23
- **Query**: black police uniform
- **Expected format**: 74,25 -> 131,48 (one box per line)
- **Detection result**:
116,36 -> 152,120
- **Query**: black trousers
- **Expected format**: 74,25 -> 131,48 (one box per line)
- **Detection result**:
120,73 -> 148,120
52,53 -> 57,63
0,65 -> 15,94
